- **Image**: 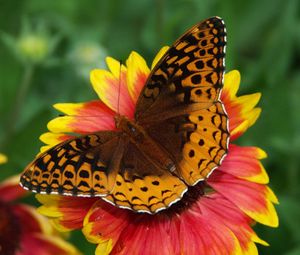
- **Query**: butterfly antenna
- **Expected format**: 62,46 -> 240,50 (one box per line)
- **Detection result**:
117,60 -> 122,115
58,61 -> 123,120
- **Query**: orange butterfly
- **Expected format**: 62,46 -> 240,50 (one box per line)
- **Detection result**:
20,17 -> 229,214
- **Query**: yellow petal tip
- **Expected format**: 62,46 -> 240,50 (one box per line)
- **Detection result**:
0,153 -> 8,164
224,70 -> 241,97
151,46 -> 169,69
95,239 -> 113,255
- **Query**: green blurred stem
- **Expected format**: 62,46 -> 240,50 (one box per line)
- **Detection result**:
288,152 -> 299,196
155,0 -> 164,45
1,64 -> 34,149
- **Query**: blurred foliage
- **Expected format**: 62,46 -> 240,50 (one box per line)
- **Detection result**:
0,0 -> 299,254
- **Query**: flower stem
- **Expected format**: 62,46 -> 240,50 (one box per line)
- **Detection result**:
155,0 -> 164,45
0,64 -> 35,149
288,152 -> 299,196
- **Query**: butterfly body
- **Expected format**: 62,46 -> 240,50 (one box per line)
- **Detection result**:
20,17 -> 229,214
115,114 -> 176,173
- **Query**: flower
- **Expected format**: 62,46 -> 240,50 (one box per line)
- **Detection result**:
1,18 -> 59,66
35,47 -> 278,255
17,34 -> 49,63
68,40 -> 107,80
0,157 -> 81,255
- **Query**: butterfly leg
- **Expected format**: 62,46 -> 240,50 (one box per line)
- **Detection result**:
106,136 -> 126,192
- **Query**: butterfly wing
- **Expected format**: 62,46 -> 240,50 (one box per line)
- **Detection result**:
135,17 -> 229,185
145,101 -> 228,185
103,142 -> 187,213
135,16 -> 226,120
20,132 -> 123,196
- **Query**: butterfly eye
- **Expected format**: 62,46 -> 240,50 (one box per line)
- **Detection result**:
127,123 -> 136,133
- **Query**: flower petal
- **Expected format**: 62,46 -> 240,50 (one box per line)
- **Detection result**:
0,153 -> 7,164
13,204 -> 53,235
91,68 -> 135,118
54,101 -> 115,117
111,215 -> 177,255
222,70 -> 261,140
151,46 -> 169,69
222,70 -> 240,101
208,171 -> 279,227
0,175 -> 27,202
106,57 -> 127,78
83,200 -> 130,246
47,101 -> 115,134
178,207 -> 243,255
39,132 -> 74,150
199,193 -> 268,252
37,195 -> 97,232
126,51 -> 150,103
107,202 -> 243,255
84,202 -> 180,255
95,239 -> 113,255
19,234 -> 81,255
227,95 -> 261,139
218,144 -> 269,184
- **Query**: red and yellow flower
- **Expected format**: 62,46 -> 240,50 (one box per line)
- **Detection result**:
0,157 -> 81,255
36,47 -> 278,255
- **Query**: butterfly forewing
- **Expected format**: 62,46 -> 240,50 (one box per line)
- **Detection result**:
20,132 -> 120,196
135,17 -> 226,121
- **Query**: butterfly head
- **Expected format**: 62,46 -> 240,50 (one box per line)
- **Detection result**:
114,114 -> 133,131
114,114 -> 136,133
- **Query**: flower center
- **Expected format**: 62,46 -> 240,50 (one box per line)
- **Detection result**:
0,200 -> 21,255
162,182 -> 205,216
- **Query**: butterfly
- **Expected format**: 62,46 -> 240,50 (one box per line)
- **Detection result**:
20,16 -> 229,214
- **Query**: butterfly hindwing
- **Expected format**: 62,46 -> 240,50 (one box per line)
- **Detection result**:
103,142 -> 187,213
146,101 -> 228,185
20,132 -> 120,196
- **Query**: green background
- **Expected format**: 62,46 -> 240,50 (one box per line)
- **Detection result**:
0,0 -> 299,254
